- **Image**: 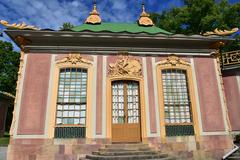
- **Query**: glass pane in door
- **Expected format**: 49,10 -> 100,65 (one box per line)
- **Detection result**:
112,81 -> 125,124
127,82 -> 139,123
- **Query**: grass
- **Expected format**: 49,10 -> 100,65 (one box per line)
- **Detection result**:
0,132 -> 9,146
0,137 -> 9,146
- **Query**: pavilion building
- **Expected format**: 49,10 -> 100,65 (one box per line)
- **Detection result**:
1,3 -> 240,160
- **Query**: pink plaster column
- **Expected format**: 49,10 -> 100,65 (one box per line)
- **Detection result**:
223,71 -> 240,131
146,57 -> 157,133
96,55 -> 103,135
17,54 -> 51,135
194,57 -> 225,132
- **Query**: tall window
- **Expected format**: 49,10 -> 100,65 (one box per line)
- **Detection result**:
162,69 -> 192,124
56,68 -> 87,125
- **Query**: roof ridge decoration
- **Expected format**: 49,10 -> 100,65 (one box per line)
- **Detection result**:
138,3 -> 154,26
0,20 -> 40,30
203,28 -> 239,36
85,2 -> 102,24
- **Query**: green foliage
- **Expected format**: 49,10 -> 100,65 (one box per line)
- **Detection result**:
60,22 -> 74,30
234,134 -> 240,144
151,0 -> 240,34
150,0 -> 240,51
0,137 -> 9,146
0,41 -> 20,95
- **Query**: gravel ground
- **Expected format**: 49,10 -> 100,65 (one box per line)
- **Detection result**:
0,147 -> 7,160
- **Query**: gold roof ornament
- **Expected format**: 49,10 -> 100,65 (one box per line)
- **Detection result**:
85,3 -> 102,24
0,20 -> 40,30
203,28 -> 239,36
138,3 -> 154,26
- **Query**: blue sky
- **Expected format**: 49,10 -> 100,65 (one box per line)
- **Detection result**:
0,0 -> 239,51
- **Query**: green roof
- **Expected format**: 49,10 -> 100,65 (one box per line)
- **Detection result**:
71,23 -> 172,35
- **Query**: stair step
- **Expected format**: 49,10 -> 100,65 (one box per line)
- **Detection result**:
92,150 -> 161,156
99,147 -> 151,152
86,153 -> 168,160
104,143 -> 149,149
146,157 -> 176,160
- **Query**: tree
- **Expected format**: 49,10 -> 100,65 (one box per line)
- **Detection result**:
0,40 -> 20,95
60,22 -> 74,30
151,0 -> 240,34
150,0 -> 240,51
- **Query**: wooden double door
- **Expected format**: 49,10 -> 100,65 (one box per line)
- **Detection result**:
111,80 -> 141,143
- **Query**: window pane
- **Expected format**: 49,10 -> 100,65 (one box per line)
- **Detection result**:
56,68 -> 87,125
161,69 -> 192,124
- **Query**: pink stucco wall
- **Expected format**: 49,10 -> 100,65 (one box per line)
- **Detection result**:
146,57 -> 157,133
17,54 -> 51,135
194,57 -> 225,132
223,72 -> 240,131
96,55 -> 103,135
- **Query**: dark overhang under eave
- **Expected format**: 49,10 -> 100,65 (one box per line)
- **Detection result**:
4,29 -> 234,54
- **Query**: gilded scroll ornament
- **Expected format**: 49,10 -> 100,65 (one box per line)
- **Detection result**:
138,4 -> 154,26
203,28 -> 239,36
0,20 -> 40,30
57,54 -> 91,65
108,55 -> 142,77
158,55 -> 190,67
85,3 -> 101,24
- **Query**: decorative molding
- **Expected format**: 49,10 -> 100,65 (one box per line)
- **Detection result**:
203,28 -> 239,36
14,35 -> 32,49
56,54 -> 92,65
214,58 -> 231,132
10,51 -> 25,136
0,20 -> 40,30
108,55 -> 142,77
158,55 -> 190,67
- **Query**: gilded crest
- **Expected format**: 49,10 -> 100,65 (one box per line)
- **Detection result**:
203,28 -> 239,36
108,55 -> 142,77
158,55 -> 190,67
57,54 -> 91,65
0,20 -> 39,30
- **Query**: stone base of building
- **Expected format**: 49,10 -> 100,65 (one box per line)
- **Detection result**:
7,135 -> 233,160
148,135 -> 234,160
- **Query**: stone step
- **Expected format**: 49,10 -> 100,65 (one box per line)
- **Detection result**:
99,147 -> 152,152
146,157 -> 176,160
92,150 -> 162,156
86,153 -> 169,160
104,143 -> 149,149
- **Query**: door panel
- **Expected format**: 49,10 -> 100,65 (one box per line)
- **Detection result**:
112,81 -> 141,143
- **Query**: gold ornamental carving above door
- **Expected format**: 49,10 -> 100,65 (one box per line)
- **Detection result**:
108,56 -> 142,78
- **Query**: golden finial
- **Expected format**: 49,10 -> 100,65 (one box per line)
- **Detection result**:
85,2 -> 102,24
138,3 -> 154,26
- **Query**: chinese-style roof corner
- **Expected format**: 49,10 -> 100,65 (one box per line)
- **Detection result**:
85,3 -> 102,25
138,4 -> 154,27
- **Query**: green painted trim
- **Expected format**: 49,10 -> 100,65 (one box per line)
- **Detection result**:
54,127 -> 86,138
71,23 -> 172,35
166,125 -> 195,136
